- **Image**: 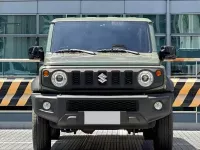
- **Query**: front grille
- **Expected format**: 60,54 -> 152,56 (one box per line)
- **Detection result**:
66,100 -> 138,111
71,70 -> 134,88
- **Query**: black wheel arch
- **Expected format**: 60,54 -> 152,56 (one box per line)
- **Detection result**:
165,76 -> 174,92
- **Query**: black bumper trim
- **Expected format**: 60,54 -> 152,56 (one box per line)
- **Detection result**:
32,93 -> 174,129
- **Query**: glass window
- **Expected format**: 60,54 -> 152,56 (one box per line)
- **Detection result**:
155,36 -> 166,51
82,15 -> 98,17
0,15 -> 36,34
1,62 -> 38,76
65,15 -> 81,18
39,15 -> 80,34
51,21 -> 152,53
4,62 -> 10,72
0,62 -> 2,75
39,15 -> 65,34
173,107 -> 196,111
126,15 -> 166,33
1,37 -> 36,58
171,61 -> 198,77
39,37 -> 48,52
171,36 -> 200,58
82,15 -> 123,17
13,62 -> 25,71
171,14 -> 200,33
0,37 -> 3,58
196,107 -> 200,112
171,36 -> 200,77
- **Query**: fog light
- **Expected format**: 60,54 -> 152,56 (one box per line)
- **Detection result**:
154,102 -> 163,110
43,102 -> 51,110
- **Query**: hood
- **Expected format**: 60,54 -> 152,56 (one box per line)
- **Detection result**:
43,52 -> 160,66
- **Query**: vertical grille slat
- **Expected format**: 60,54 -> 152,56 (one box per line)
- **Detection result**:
125,71 -> 133,85
72,71 -> 81,85
85,71 -> 93,85
112,71 -> 120,85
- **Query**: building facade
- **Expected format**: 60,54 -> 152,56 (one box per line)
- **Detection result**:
0,0 -> 200,123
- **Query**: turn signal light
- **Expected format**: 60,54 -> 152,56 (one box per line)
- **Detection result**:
43,70 -> 49,77
155,70 -> 162,77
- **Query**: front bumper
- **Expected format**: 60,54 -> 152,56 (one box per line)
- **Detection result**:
32,93 -> 174,129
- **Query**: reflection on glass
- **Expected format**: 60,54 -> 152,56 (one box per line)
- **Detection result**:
51,21 -> 152,53
39,37 -> 48,52
171,36 -> 200,77
0,37 -> 3,58
0,15 -> 36,34
155,36 -> 166,51
1,37 -> 36,58
39,15 -> 65,34
126,15 -> 166,33
0,62 -> 38,76
171,62 -> 198,76
0,62 -> 2,75
39,15 -> 80,34
171,36 -> 200,58
171,14 -> 200,33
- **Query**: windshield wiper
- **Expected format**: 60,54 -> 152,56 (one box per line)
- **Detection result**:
97,48 -> 140,55
55,49 -> 96,55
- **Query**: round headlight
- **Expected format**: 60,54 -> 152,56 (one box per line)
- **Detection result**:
51,71 -> 67,87
138,71 -> 154,87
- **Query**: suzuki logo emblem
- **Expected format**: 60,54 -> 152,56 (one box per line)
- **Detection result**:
98,73 -> 107,83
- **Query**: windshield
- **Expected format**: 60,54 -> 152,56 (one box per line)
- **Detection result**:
51,21 -> 152,53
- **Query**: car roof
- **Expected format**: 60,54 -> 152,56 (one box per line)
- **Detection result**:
51,17 -> 152,23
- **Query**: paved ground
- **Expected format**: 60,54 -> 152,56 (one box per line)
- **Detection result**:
0,130 -> 199,150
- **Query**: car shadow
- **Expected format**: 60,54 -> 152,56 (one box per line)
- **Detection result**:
51,133 -> 197,150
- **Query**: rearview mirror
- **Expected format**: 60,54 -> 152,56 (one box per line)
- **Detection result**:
159,46 -> 176,61
28,46 -> 44,61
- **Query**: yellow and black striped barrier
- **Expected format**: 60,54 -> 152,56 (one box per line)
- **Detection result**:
0,78 -> 33,107
0,78 -> 200,107
171,78 -> 200,107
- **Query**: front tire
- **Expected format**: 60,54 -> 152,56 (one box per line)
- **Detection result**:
143,129 -> 154,140
32,111 -> 51,150
153,113 -> 173,150
51,128 -> 60,140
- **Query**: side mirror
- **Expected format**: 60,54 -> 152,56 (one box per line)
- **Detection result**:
28,46 -> 44,61
159,46 -> 176,61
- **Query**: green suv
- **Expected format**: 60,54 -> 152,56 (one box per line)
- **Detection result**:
29,17 -> 176,150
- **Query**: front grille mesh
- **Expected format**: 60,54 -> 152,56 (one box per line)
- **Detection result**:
66,100 -> 138,111
71,70 -> 134,87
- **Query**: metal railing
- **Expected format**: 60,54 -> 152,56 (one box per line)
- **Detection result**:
0,59 -> 40,78
164,58 -> 200,78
